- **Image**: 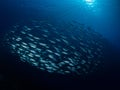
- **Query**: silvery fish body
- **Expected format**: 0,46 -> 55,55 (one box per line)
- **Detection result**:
4,21 -> 107,76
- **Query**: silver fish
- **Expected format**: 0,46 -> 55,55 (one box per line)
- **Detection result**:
4,21 -> 107,76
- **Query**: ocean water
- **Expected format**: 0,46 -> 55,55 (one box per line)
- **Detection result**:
0,0 -> 120,89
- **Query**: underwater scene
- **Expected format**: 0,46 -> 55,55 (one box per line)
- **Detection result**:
0,0 -> 120,90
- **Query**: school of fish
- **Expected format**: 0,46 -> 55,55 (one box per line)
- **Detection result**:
4,20 -> 106,75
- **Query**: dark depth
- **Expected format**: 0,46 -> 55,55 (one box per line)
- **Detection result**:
0,0 -> 120,90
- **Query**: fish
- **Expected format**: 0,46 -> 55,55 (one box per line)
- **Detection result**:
49,40 -> 56,44
48,55 -> 56,60
62,51 -> 68,55
4,20 -> 107,76
28,53 -> 34,58
29,43 -> 37,48
46,50 -> 53,53
23,26 -> 32,31
62,39 -> 69,45
16,37 -> 22,41
39,43 -> 49,48
43,34 -> 48,38
55,38 -> 61,42
21,31 -> 26,34
54,52 -> 61,57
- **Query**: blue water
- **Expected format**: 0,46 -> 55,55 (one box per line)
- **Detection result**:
0,0 -> 120,89
1,0 -> 120,48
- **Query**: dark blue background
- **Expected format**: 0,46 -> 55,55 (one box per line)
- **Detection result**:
0,0 -> 120,89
